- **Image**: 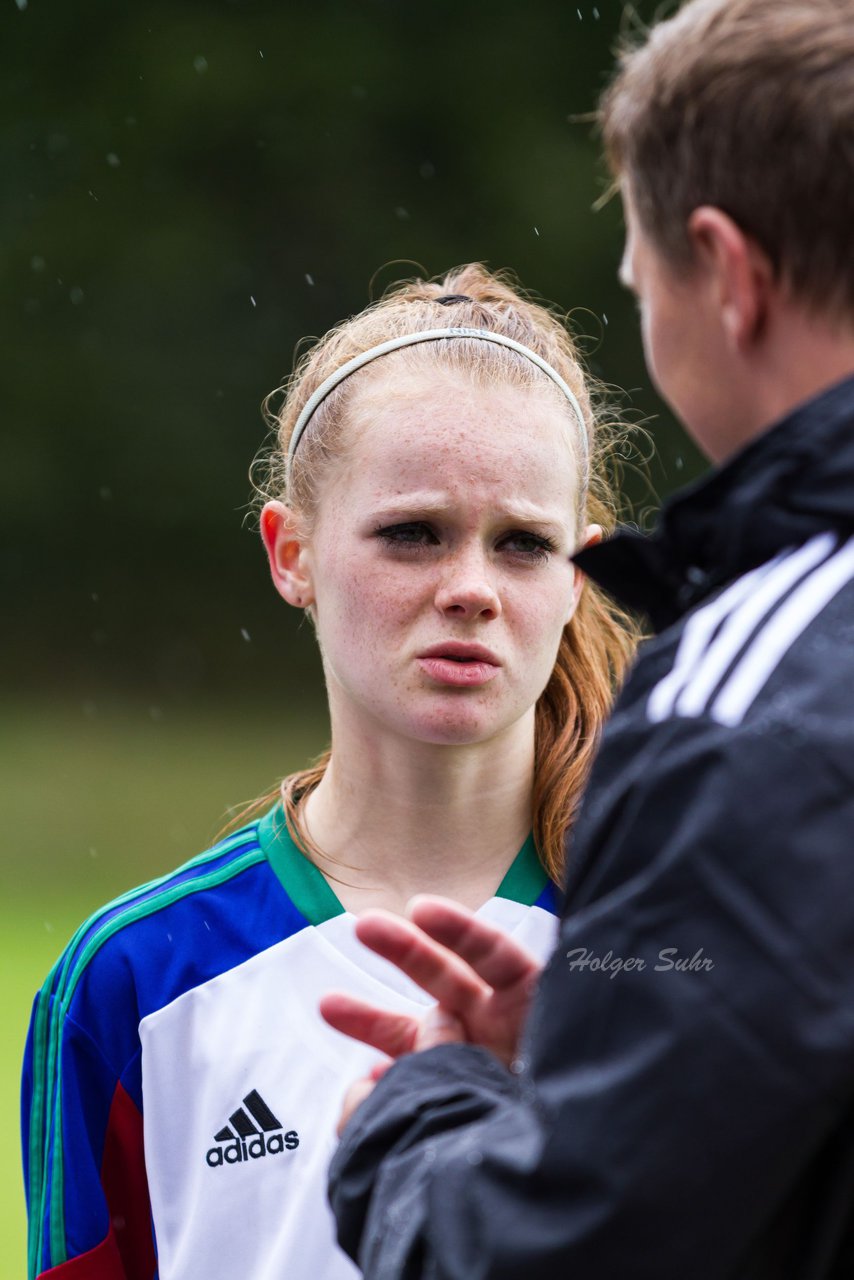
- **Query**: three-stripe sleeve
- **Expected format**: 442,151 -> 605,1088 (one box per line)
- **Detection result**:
22,828 -> 263,1277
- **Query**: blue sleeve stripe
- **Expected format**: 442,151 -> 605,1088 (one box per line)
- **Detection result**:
27,821 -> 263,1278
26,989 -> 51,1277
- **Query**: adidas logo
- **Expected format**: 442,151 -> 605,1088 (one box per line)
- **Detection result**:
205,1089 -> 299,1168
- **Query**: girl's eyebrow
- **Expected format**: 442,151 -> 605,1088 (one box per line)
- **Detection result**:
368,494 -> 571,527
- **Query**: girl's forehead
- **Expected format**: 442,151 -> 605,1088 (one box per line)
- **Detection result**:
345,365 -> 579,459
321,367 -> 582,514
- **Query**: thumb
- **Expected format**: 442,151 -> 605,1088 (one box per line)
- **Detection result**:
415,1004 -> 465,1052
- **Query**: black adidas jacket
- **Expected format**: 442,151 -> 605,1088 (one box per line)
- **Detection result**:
328,373 -> 854,1280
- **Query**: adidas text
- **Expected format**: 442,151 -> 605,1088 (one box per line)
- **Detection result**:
206,1131 -> 300,1167
206,1089 -> 298,1168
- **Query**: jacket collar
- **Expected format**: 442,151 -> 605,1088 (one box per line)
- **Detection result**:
575,372 -> 854,632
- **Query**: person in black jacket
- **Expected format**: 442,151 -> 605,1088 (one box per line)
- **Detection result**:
320,0 -> 854,1274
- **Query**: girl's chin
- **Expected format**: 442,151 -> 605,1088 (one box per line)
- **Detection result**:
397,711 -> 512,748
381,685 -> 535,748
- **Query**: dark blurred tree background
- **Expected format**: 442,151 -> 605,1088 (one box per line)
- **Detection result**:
2,0 -> 704,709
3,8 -> 715,1243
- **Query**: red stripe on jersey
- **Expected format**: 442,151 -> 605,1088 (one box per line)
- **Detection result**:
100,1081 -> 156,1279
36,1227 -> 125,1278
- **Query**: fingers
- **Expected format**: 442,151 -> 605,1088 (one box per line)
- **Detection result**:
406,895 -> 541,991
414,1004 -> 465,1052
319,992 -> 419,1058
354,911 -> 489,1016
333,1007 -> 466,1137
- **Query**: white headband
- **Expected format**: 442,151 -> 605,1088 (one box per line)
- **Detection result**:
287,327 -> 589,465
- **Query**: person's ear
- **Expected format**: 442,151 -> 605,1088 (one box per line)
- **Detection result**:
567,523 -> 602,621
260,501 -> 314,609
687,206 -> 776,352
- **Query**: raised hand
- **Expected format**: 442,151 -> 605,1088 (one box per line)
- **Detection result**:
320,895 -> 542,1069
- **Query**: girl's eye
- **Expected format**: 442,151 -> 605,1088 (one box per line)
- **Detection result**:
375,522 -> 439,548
374,523 -> 557,561
500,531 -> 557,561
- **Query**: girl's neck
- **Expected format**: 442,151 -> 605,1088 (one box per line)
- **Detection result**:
301,714 -> 535,916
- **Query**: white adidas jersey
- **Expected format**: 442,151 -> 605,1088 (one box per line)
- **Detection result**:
26,804 -> 560,1279
143,896 -> 558,1279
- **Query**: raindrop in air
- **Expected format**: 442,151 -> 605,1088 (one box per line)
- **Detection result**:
250,295 -> 257,307
602,313 -> 608,325
305,273 -> 315,286
194,55 -> 208,74
534,226 -> 540,237
70,286 -> 85,305
31,255 -> 45,272
106,153 -> 120,167
240,628 -> 251,642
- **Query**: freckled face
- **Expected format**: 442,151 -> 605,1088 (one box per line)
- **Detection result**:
303,364 -> 584,746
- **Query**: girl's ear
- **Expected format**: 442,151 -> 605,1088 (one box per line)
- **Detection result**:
568,523 -> 603,619
260,501 -> 315,609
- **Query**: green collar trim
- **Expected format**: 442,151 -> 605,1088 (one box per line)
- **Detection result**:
258,803 -> 345,926
258,803 -> 548,925
494,831 -> 548,906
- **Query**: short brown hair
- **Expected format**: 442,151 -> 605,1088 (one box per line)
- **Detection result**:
600,0 -> 854,320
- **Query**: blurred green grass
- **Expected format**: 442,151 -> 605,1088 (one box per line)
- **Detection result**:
1,697 -> 327,1272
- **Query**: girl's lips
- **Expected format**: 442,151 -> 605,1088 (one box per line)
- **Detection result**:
417,656 -> 500,687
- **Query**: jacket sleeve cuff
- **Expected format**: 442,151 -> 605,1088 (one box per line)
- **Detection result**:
328,1043 -> 517,1263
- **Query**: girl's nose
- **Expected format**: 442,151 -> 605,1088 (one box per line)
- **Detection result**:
434,552 -> 501,621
